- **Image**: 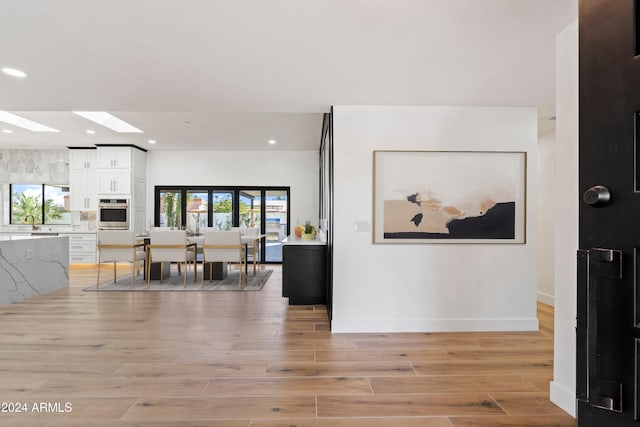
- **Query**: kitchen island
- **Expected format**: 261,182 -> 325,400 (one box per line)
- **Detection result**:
282,234 -> 327,305
0,235 -> 69,306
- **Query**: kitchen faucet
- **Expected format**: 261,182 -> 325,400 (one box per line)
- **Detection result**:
24,215 -> 39,231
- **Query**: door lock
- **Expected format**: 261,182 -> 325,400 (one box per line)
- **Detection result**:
583,185 -> 611,207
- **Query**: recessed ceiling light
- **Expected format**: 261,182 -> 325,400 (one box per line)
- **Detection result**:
73,111 -> 143,133
268,139 -> 276,145
86,129 -> 96,134
148,139 -> 156,144
2,67 -> 27,79
2,129 -> 13,134
0,111 -> 59,132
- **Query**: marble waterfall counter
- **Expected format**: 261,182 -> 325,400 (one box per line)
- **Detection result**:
0,235 -> 69,306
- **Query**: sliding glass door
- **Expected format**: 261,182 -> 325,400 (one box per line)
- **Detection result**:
186,190 -> 208,233
158,190 -> 181,228
154,186 -> 289,263
239,190 -> 261,229
265,190 -> 288,262
212,190 -> 234,230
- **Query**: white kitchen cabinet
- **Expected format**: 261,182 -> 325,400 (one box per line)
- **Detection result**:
70,169 -> 97,210
97,146 -> 132,169
97,170 -> 131,195
132,207 -> 145,235
133,179 -> 145,209
69,148 -> 97,211
96,145 -> 146,233
69,149 -> 97,170
67,233 -> 97,264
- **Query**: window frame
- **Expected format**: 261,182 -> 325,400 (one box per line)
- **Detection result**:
9,183 -> 71,225
154,185 -> 290,263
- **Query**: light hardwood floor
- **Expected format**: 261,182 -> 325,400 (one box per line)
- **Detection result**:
0,264 -> 576,426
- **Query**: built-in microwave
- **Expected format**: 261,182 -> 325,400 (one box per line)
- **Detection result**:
98,199 -> 129,230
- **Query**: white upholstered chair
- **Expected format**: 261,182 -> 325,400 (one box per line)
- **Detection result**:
146,230 -> 197,288
97,230 -> 145,288
201,230 -> 246,287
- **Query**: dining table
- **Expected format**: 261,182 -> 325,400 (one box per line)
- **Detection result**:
187,233 -> 266,276
137,232 -> 267,279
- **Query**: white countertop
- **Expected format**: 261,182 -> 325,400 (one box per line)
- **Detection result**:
0,230 -> 95,235
282,235 -> 326,245
0,234 -> 68,241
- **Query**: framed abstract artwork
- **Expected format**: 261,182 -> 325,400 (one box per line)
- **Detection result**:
373,150 -> 526,243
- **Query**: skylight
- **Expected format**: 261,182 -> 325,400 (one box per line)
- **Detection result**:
73,111 -> 143,133
0,111 -> 59,132
1,67 -> 28,79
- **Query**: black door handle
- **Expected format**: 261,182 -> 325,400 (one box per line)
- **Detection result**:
581,248 -> 623,412
583,185 -> 611,207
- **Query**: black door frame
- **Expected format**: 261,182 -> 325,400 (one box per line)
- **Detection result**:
154,185 -> 291,264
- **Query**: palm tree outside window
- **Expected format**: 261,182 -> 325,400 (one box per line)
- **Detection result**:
10,184 -> 70,225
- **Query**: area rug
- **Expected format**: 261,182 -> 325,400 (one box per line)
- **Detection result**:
85,269 -> 272,291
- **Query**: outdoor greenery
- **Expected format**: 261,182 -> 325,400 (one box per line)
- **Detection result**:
11,192 -> 64,224
210,195 -> 230,230
213,197 -> 232,213
162,192 -> 181,227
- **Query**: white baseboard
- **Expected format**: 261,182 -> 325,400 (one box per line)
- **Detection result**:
330,317 -> 539,333
550,381 -> 576,417
537,291 -> 555,306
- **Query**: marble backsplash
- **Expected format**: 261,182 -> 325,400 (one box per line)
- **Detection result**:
0,149 -> 68,183
0,149 -> 97,231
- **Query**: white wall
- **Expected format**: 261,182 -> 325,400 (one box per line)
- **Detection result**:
145,150 -> 318,231
537,131 -> 556,305
332,106 -> 538,333
551,19 -> 578,417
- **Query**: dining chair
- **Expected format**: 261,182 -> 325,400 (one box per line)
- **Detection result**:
240,227 -> 260,275
146,230 -> 197,288
201,229 -> 246,287
97,230 -> 146,288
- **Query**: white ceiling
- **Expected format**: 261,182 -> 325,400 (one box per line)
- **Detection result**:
0,0 -> 576,151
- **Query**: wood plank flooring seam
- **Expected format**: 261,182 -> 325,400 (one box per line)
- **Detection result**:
487,392 -> 511,416
0,266 -> 575,425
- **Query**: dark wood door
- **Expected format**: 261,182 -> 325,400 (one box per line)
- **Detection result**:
577,0 -> 640,425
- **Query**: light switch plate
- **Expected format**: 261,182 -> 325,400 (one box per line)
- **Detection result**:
354,220 -> 371,232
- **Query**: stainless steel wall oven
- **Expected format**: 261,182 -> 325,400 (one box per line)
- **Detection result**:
98,199 -> 129,230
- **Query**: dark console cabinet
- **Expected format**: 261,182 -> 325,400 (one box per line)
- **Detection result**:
282,244 -> 326,305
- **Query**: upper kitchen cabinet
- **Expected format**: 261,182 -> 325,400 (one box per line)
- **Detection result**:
69,148 -> 97,170
97,169 -> 131,195
97,146 -> 132,169
69,148 -> 97,210
96,146 -> 146,197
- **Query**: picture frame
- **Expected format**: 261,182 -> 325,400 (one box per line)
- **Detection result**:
373,150 -> 527,244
